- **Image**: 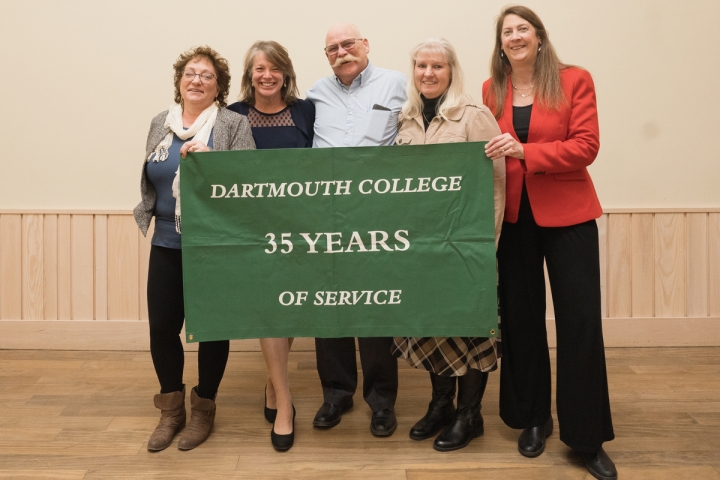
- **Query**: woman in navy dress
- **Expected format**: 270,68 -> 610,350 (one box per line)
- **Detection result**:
228,40 -> 314,451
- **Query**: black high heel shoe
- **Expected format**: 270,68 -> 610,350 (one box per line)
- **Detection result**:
271,405 -> 296,451
264,386 -> 277,423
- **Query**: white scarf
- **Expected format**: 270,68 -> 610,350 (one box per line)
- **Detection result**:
147,103 -> 218,233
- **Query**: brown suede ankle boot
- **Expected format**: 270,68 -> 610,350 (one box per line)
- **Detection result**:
177,387 -> 216,451
147,386 -> 186,451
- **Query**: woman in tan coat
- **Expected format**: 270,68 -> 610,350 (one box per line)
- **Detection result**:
392,38 -> 506,452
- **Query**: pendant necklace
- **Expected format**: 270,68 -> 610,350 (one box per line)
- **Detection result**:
511,76 -> 534,98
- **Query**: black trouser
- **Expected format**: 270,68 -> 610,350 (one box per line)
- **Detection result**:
147,245 -> 229,399
497,188 -> 614,453
314,337 -> 398,411
430,370 -> 489,417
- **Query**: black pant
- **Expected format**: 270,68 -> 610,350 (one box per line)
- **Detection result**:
314,337 -> 398,411
497,188 -> 614,453
147,245 -> 229,399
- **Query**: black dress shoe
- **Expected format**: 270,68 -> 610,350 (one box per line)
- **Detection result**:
433,412 -> 484,452
409,402 -> 456,441
313,399 -> 353,428
370,409 -> 397,437
518,416 -> 553,458
580,447 -> 618,480
264,386 -> 277,423
271,405 -> 296,451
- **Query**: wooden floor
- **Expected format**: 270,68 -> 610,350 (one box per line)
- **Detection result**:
0,347 -> 719,479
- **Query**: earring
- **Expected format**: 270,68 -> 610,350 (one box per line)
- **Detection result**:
538,45 -> 542,52
500,50 -> 504,58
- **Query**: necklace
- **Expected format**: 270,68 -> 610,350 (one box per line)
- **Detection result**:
511,77 -> 535,98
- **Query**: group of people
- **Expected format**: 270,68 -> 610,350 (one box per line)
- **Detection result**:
133,6 -> 617,480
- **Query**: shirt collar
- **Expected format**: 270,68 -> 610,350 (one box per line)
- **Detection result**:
334,61 -> 374,89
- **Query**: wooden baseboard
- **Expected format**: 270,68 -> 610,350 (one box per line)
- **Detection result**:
0,320 -> 316,351
0,317 -> 717,350
546,317 -> 720,347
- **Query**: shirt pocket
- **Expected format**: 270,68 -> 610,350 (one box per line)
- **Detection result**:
553,170 -> 587,181
395,133 -> 413,145
362,108 -> 393,144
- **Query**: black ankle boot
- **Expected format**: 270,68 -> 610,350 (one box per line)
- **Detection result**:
433,411 -> 484,452
410,401 -> 456,440
433,370 -> 489,452
410,372 -> 456,440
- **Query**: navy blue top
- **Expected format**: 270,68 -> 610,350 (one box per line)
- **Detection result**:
145,130 -> 214,249
227,99 -> 315,149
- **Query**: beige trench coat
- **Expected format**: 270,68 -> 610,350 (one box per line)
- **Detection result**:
391,98 -> 505,376
394,100 -> 506,244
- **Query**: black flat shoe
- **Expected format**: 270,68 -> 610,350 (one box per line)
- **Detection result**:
518,416 -> 553,458
409,401 -> 456,441
433,412 -> 484,452
370,408 -> 397,437
580,447 -> 618,480
264,386 -> 277,423
271,405 -> 296,451
313,399 -> 353,428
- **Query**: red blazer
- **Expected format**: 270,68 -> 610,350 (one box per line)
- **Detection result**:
482,67 -> 602,227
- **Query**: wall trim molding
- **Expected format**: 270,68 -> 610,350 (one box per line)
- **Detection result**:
0,320 -> 317,351
3,208 -> 720,215
0,318 -> 717,350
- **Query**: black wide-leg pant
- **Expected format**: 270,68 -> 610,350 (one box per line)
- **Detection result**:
147,245 -> 229,399
315,337 -> 398,411
497,190 -> 614,453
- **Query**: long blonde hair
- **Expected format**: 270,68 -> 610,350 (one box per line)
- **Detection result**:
238,41 -> 299,105
402,38 -> 468,121
486,5 -> 567,118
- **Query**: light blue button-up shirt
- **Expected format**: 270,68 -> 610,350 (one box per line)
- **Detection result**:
306,62 -> 407,148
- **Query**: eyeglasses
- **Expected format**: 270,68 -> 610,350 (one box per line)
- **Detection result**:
183,70 -> 216,83
324,38 -> 363,55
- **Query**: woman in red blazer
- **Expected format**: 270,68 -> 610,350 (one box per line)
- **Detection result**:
482,6 -> 616,480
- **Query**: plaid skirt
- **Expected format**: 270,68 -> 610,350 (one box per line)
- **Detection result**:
392,336 -> 498,377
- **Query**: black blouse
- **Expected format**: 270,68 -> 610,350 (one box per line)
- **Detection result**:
512,104 -> 533,144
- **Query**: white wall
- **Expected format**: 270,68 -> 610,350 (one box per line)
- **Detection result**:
1,0 -> 718,210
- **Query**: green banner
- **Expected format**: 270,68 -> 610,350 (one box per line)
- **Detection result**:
180,142 -> 497,342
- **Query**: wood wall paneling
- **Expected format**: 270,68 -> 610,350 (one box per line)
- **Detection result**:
607,213 -> 632,317
94,215 -> 108,321
686,213 -> 708,317
597,214 -> 608,318
70,215 -> 94,320
57,214 -> 72,320
107,215 -> 139,320
43,215 -> 58,320
631,213 -> 654,317
709,213 -> 720,316
21,214 -> 44,320
0,214 -> 22,319
1,210 -> 718,349
654,213 -> 686,317
138,219 -> 153,322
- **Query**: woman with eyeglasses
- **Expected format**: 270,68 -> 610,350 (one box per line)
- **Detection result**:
227,40 -> 314,451
134,45 -> 255,452
483,6 -> 616,480
392,38 -> 506,452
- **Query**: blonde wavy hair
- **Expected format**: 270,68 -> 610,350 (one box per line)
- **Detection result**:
238,41 -> 299,105
401,38 -> 469,121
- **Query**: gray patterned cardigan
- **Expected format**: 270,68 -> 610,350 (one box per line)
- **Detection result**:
134,108 -> 256,236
